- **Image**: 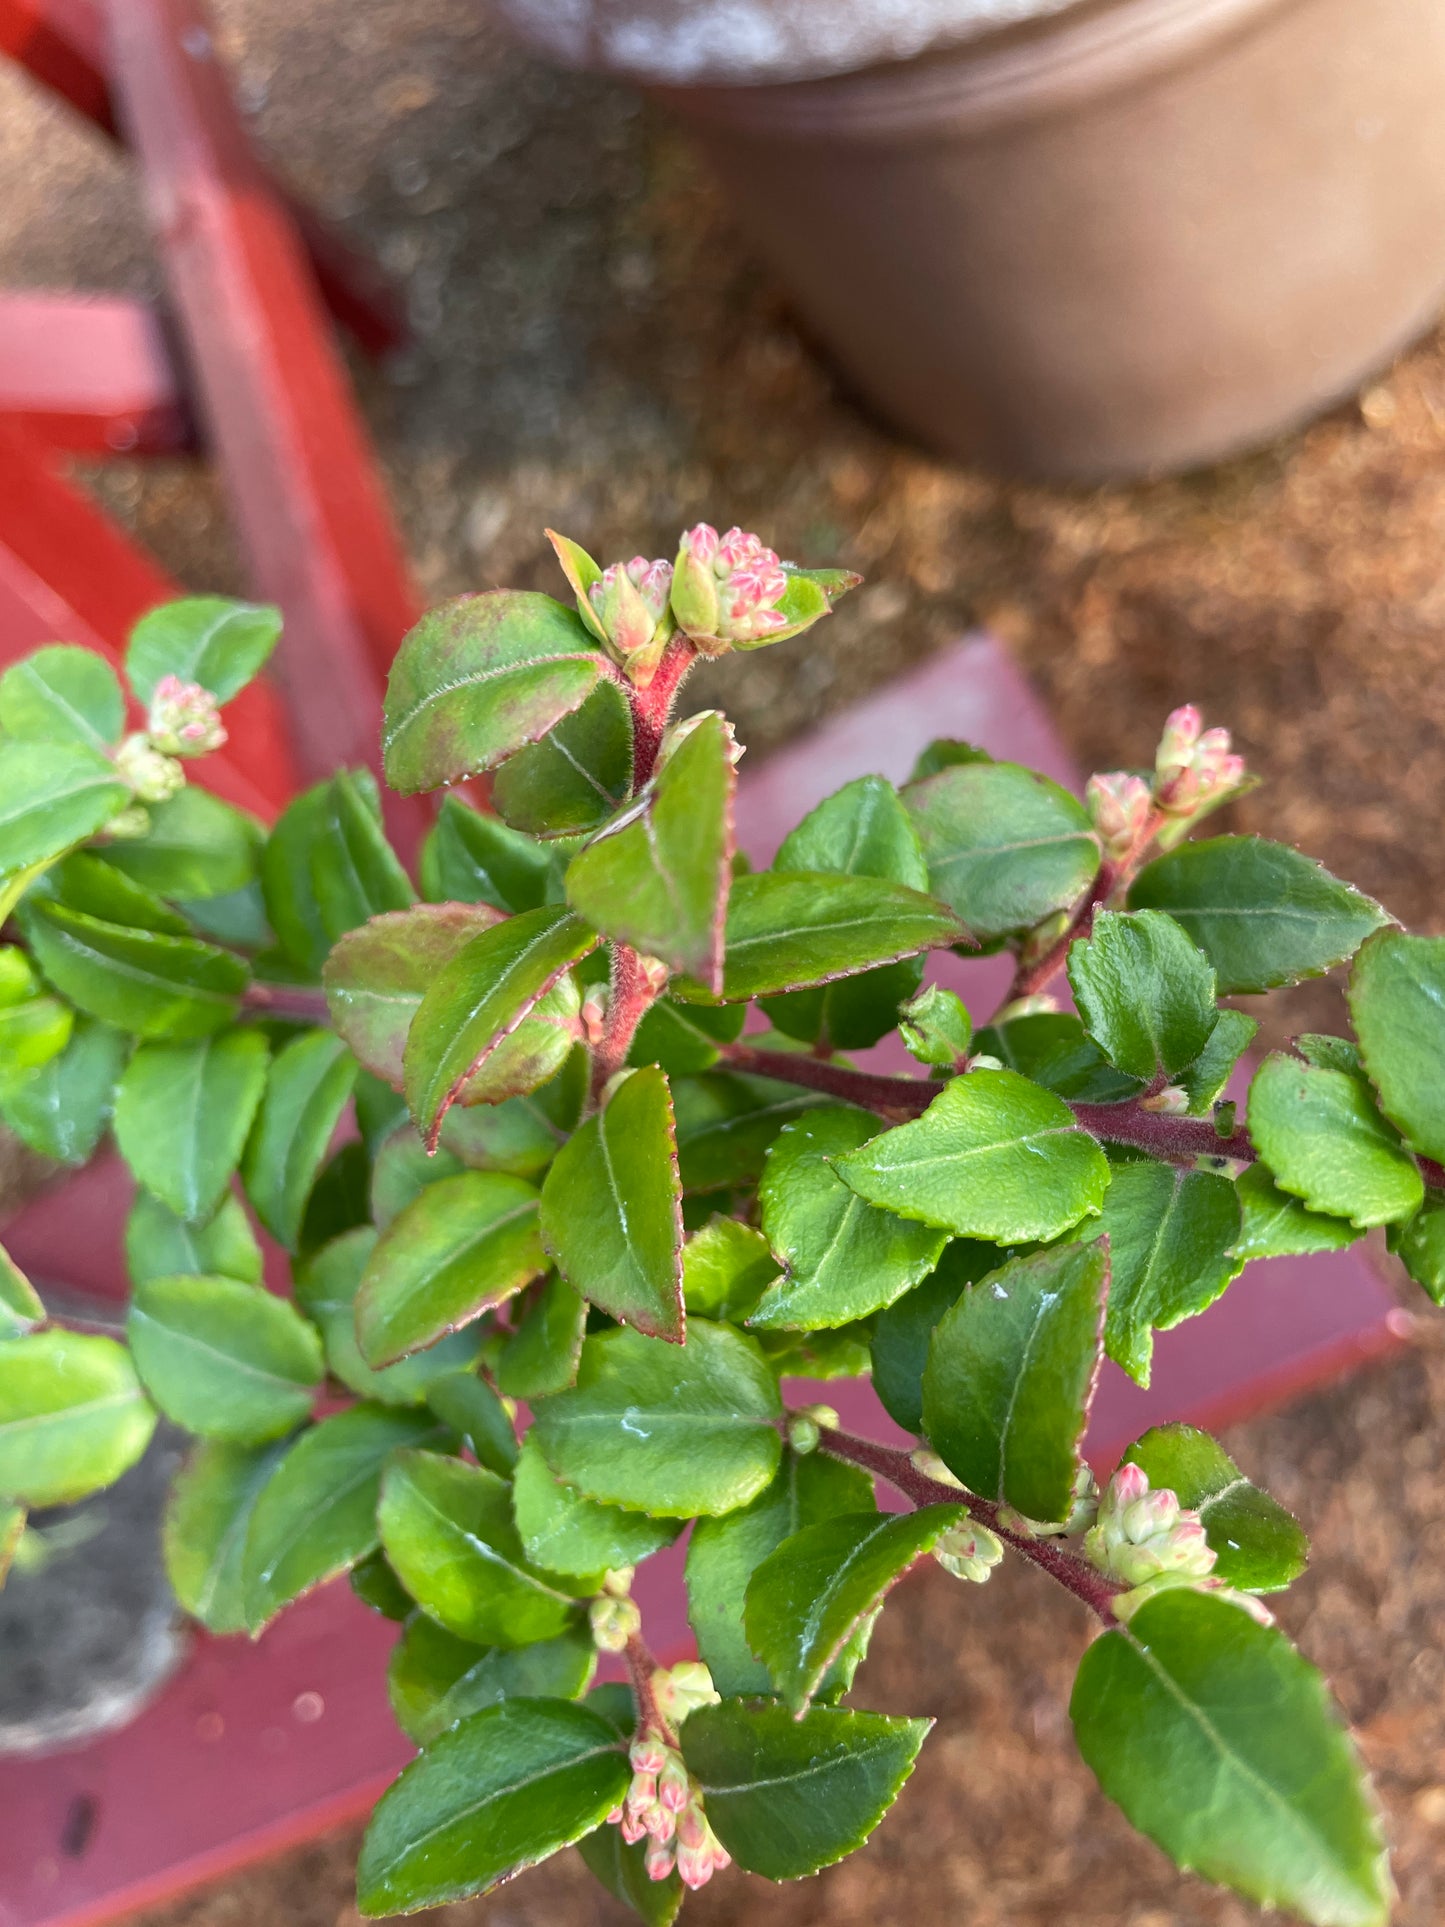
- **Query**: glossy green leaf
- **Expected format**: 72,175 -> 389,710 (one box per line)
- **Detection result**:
388,1615 -> 596,1747
0,1241 -> 45,1339
425,1370 -> 518,1477
1297,1033 -> 1364,1076
125,1188 -> 264,1288
309,771 -> 416,943
0,1330 -> 156,1506
1232,1162 -> 1361,1261
1389,1190 -> 1445,1303
241,1403 -> 444,1630
496,1274 -> 586,1398
1348,930 -> 1445,1163
512,1432 -> 680,1578
745,1504 -> 964,1712
971,1011 -> 1141,1105
539,1064 -> 683,1341
0,994 -> 72,1089
1120,1423 -> 1307,1592
242,1029 -> 359,1249
25,900 -> 247,1039
370,1128 -> 463,1229
1129,837 -> 1389,994
351,1548 -> 414,1620
356,1698 -> 629,1915
41,849 -> 190,934
836,1068 -> 1110,1243
577,1818 -> 683,1927
260,782 -> 333,975
566,710 -> 735,989
0,741 -> 129,875
494,677 -> 633,839
298,1139 -> 372,1259
756,1323 -> 873,1381
378,1449 -> 581,1645
898,983 -> 972,1069
1071,1588 -> 1388,1926
869,1241 -> 1002,1435
101,786 -> 264,901
382,591 -> 603,793
1068,909 -> 1217,1084
1093,1160 -> 1242,1386
922,1241 -> 1107,1522
904,760 -> 1099,941
114,1030 -> 269,1222
1179,1007 -> 1258,1115
681,872 -> 963,1004
681,1701 -> 929,1880
531,1322 -> 782,1518
753,1107 -> 948,1330
672,1070 -> 832,1192
682,1216 -> 779,1322
0,644 -> 123,749
126,596 -> 282,704
443,1045 -> 585,1175
295,1228 -> 482,1405
1247,1053 -> 1422,1228
163,1437 -> 291,1633
419,794 -> 553,911
126,1274 -> 323,1442
909,738 -> 994,780
0,1018 -> 126,1164
404,905 -> 595,1147
686,1448 -> 874,1696
357,1170 -> 544,1366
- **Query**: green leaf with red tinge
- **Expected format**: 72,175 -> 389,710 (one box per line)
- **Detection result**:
494,678 -> 634,841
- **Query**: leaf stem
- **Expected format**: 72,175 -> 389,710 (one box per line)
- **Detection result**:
625,1630 -> 678,1745
720,1042 -> 936,1118
241,981 -> 333,1024
817,1425 -> 1122,1625
628,636 -> 699,789
589,943 -> 661,1106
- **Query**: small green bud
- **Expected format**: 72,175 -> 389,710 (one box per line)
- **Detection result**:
934,1513 -> 1005,1583
786,1403 -> 838,1455
589,1592 -> 642,1653
898,984 -> 972,1069
114,733 -> 184,804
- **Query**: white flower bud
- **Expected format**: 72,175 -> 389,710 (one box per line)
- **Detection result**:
114,732 -> 185,803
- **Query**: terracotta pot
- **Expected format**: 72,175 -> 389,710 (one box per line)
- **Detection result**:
501,0 -> 1445,478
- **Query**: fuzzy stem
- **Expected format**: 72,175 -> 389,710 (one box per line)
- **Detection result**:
625,1631 -> 678,1745
818,1426 -> 1122,1625
720,1043 -> 936,1117
589,943 -> 661,1104
629,636 -> 699,788
242,981 -> 334,1024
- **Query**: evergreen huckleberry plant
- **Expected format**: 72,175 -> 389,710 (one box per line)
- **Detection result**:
10,524 -> 1445,1924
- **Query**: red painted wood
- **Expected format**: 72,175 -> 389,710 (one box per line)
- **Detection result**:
0,293 -> 192,456
105,0 -> 424,826
0,636 -> 1402,1927
0,0 -> 408,357
0,422 -> 297,818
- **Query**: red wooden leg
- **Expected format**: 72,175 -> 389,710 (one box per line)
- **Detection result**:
0,294 -> 193,456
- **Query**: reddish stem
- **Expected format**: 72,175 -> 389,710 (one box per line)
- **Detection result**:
625,1631 -> 677,1745
629,636 -> 699,788
818,1426 -> 1122,1625
242,981 -> 333,1024
589,943 -> 661,1105
721,1042 -> 936,1117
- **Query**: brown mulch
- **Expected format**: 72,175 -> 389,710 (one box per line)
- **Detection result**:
5,1 -> 1445,1920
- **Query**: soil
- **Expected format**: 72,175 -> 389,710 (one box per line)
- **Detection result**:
5,1 -> 1445,1920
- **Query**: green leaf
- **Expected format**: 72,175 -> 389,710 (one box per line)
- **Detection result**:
909,738 -> 994,780
299,1139 -> 372,1258
1232,1162 -> 1361,1261
382,591 -> 603,794
0,1241 -> 45,1339
0,742 -> 131,875
351,1549 -> 414,1620
0,644 -> 124,749
388,1615 -> 596,1747
356,1170 -> 544,1367
370,1128 -> 464,1228
539,1064 -> 683,1341
101,786 -> 264,901
753,1107 -> 948,1329
756,1323 -> 873,1381
687,1449 -> 874,1696
0,991 -> 72,1089
681,872 -> 963,1004
1348,930 -> 1445,1164
0,1330 -> 156,1506
127,1274 -> 323,1442
512,1431 -> 680,1578
672,1070 -> 832,1192
567,710 -> 735,989
1247,1053 -> 1422,1228
1071,1588 -> 1388,1926
922,1241 -> 1107,1522
494,678 -> 633,839
1120,1423 -> 1307,1591
869,1241 -> 1003,1434
0,1018 -> 126,1164
425,1370 -> 519,1477
163,1437 -> 291,1632
972,1011 -> 1141,1104
1388,1189 -> 1445,1303
681,1701 -> 930,1880
1092,1161 -> 1242,1386
260,782 -> 333,975
531,1322 -> 782,1518
356,1697 -> 629,1915
1296,1033 -> 1363,1076
241,1403 -> 444,1630
904,760 -> 1099,941
435,1049 -> 584,1179
682,1216 -> 779,1321
1068,909 -> 1217,1083
42,850 -> 190,934
745,1504 -> 964,1712
836,1068 -> 1110,1243
419,794 -> 553,911
404,905 -> 596,1147
114,1031 -> 269,1222
25,900 -> 248,1039
496,1274 -> 586,1398
898,983 -> 972,1069
294,1227 -> 481,1405
1128,837 -> 1389,995
629,996 -> 746,1076
126,596 -> 282,703
126,1188 -> 264,1288
309,772 -> 416,944
241,1029 -> 358,1249
1179,1007 -> 1258,1115
577,1819 -> 683,1926
378,1449 -> 582,1644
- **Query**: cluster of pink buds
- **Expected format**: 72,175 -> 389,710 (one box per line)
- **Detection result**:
610,1735 -> 732,1890
1085,770 -> 1153,864
587,555 -> 675,685
670,523 -> 791,649
146,675 -> 227,757
1082,1464 -> 1272,1624
1153,704 -> 1246,816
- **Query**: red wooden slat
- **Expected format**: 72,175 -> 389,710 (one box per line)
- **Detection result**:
0,293 -> 192,456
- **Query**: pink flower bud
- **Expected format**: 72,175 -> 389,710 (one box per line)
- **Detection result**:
630,1738 -> 669,1774
645,1804 -> 676,1843
607,1806 -> 624,1825
620,1810 -> 649,1846
1110,1462 -> 1150,1510
1153,707 -> 1245,816
1085,771 -> 1152,862
658,1754 -> 691,1813
147,674 -> 227,757
1155,704 -> 1202,774
644,1838 -> 676,1882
